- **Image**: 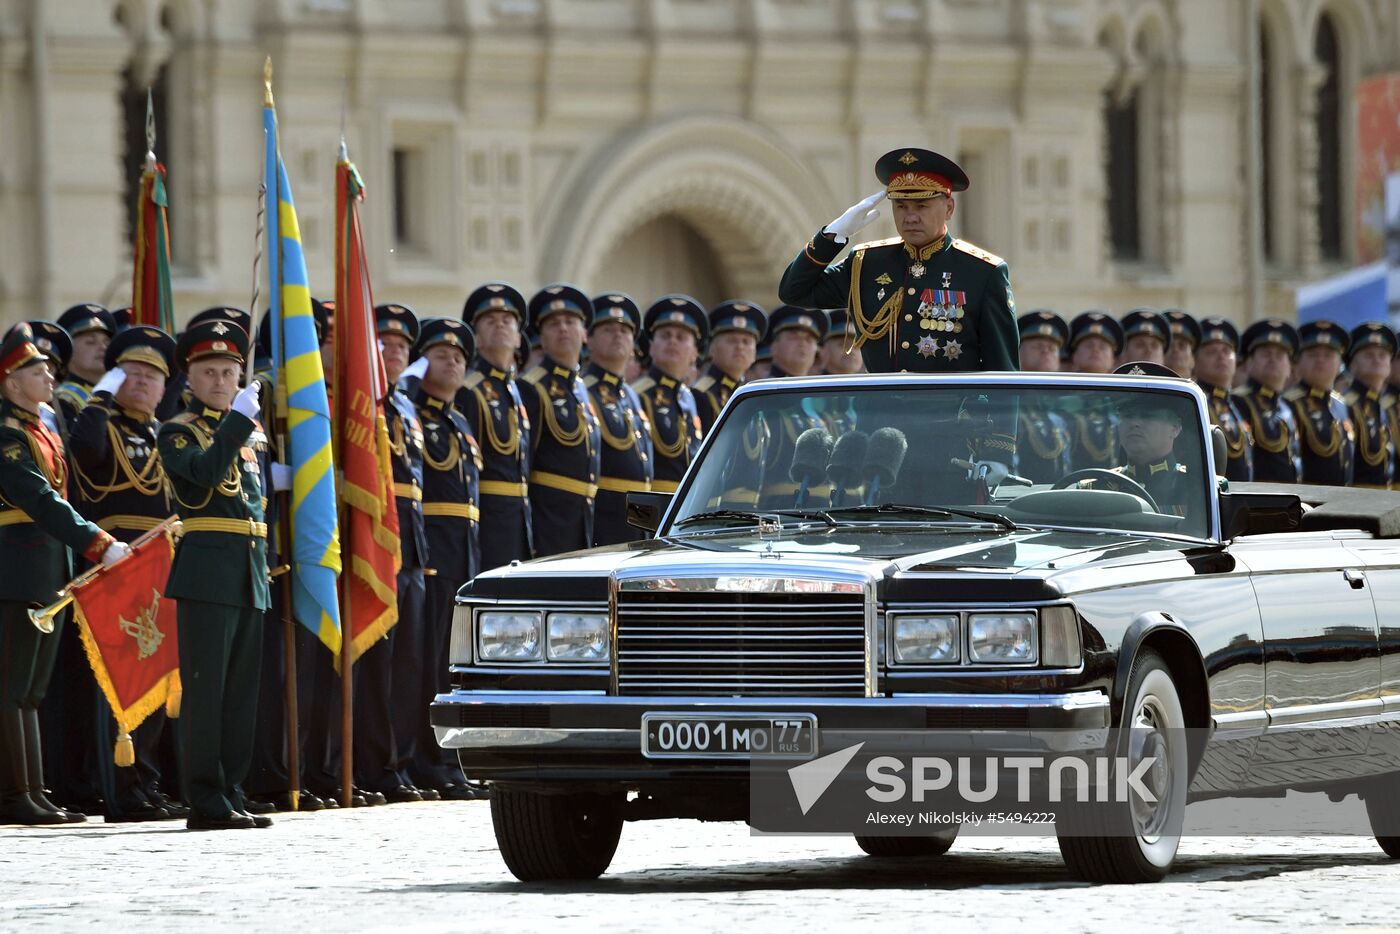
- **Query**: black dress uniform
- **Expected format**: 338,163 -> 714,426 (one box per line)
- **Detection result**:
1014,312 -> 1072,482
53,305 -> 117,428
158,321 -> 271,830
1087,383 -> 1198,520
411,318 -> 481,798
635,297 -> 707,494
1286,321 -> 1354,486
1066,313 -> 1124,470
583,294 -> 652,547
1195,318 -> 1252,482
1345,322 -> 1397,488
69,327 -> 180,822
0,326 -> 117,826
1235,320 -> 1303,484
459,283 -> 533,571
778,148 -> 1018,374
694,301 -> 766,433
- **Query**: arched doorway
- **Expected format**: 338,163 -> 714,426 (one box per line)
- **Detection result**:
591,215 -> 733,308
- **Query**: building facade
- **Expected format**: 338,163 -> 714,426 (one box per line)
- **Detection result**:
2,0 -> 1398,329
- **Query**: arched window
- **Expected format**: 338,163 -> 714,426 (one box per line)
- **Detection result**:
119,63 -> 170,248
1105,86 -> 1141,261
1314,13 -> 1343,262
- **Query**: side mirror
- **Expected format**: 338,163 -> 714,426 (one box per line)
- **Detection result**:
1218,490 -> 1302,538
626,491 -> 673,533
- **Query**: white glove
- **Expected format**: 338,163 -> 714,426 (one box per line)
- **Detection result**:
93,369 -> 126,397
270,462 -> 293,492
101,541 -> 131,567
825,190 -> 887,243
232,381 -> 262,420
969,459 -> 1010,488
400,356 -> 429,383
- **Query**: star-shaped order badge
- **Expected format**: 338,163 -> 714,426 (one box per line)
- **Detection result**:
944,339 -> 963,360
916,336 -> 940,358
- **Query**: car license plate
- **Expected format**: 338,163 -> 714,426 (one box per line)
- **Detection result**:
641,713 -> 817,760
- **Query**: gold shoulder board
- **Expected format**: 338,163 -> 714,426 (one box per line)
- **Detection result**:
631,377 -> 656,394
850,235 -> 904,253
463,371 -> 485,391
952,239 -> 1005,266
520,366 -> 546,385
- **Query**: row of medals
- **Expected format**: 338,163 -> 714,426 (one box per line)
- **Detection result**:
912,262 -> 962,333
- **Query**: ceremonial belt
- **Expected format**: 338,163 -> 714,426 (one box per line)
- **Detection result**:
530,470 -> 598,499
97,514 -> 163,533
478,480 -> 529,498
596,476 -> 651,494
182,518 -> 268,538
650,480 -> 681,493
393,482 -> 422,501
0,510 -> 33,527
422,502 -> 481,521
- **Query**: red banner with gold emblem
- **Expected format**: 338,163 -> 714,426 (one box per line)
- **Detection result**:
71,521 -> 181,765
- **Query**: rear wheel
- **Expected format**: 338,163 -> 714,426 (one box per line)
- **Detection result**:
490,787 -> 623,881
855,826 -> 958,858
1056,648 -> 1187,884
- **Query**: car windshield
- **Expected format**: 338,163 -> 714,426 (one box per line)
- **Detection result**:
667,382 -> 1212,540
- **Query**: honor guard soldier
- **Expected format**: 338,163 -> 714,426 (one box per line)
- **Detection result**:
459,283 -> 533,570
1344,322 -> 1397,488
53,304 -> 116,428
778,148 -> 1018,373
767,305 -> 825,379
411,318 -> 481,801
583,293 -> 652,546
747,338 -> 773,382
1235,319 -> 1303,483
70,326 -> 182,822
694,301 -> 765,432
23,323 -> 71,441
157,319 -> 272,830
816,307 -> 864,376
1164,310 -> 1200,378
1195,317 -> 1253,482
1119,309 -> 1171,368
1066,312 -> 1124,469
522,286 -> 601,555
635,297 -> 707,495
1014,312 -> 1072,482
753,307 -> 829,508
168,307 -> 254,417
1286,321 -> 1354,486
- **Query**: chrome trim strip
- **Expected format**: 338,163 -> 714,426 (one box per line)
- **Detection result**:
434,689 -> 1109,709
1211,710 -> 1269,736
436,727 -> 635,749
1264,697 -> 1384,728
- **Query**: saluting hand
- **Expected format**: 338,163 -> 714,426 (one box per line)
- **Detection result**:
93,368 -> 126,397
825,190 -> 887,243
232,381 -> 262,420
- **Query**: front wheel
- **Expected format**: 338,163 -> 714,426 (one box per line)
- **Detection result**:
1364,783 -> 1400,858
855,826 -> 958,858
491,787 -> 624,881
1056,648 -> 1188,883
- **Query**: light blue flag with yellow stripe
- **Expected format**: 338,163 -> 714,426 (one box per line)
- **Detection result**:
264,82 -> 343,653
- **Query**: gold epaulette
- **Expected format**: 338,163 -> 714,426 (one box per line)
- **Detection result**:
952,239 -> 1005,266
463,370 -> 485,391
631,376 -> 656,394
693,375 -> 716,393
168,411 -> 200,425
582,373 -> 599,388
850,235 -> 903,253
1282,386 -> 1306,403
520,365 -> 546,385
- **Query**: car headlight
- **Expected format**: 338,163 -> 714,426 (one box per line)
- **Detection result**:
968,612 -> 1038,663
891,615 -> 959,664
547,613 -> 610,662
477,611 -> 543,662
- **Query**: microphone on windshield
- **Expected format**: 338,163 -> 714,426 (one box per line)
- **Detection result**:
826,431 -> 869,508
789,428 -> 834,508
861,428 -> 908,505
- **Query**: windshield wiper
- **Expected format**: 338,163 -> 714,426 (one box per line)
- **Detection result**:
827,502 -> 1019,532
673,508 -> 837,530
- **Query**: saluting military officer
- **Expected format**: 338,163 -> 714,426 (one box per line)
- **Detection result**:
157,319 -> 272,831
70,326 -> 183,823
1163,310 -> 1200,379
1119,309 -> 1171,368
1194,317 -> 1253,482
694,301 -> 764,433
1344,322 -> 1397,488
634,297 -> 707,495
458,284 -> 533,571
1235,319 -> 1303,484
1065,312 -> 1124,469
0,326 -> 129,826
53,304 -> 116,430
411,318 -> 482,801
521,286 -> 601,555
778,148 -> 1018,373
1285,321 -> 1355,486
1014,312 -> 1072,483
583,293 -> 653,546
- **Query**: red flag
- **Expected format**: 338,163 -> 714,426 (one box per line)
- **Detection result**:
130,92 -> 175,333
334,146 -> 400,665
71,521 -> 181,765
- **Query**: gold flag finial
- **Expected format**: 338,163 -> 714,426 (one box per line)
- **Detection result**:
263,56 -> 274,107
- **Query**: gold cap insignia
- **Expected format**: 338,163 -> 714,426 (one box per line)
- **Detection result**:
211,322 -> 230,335
898,151 -> 918,165
212,341 -> 228,352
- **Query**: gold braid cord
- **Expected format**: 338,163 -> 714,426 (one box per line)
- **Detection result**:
473,387 -> 520,456
423,428 -> 462,473
846,248 -> 903,355
534,383 -> 588,447
599,402 -> 638,452
642,391 -> 687,461
72,421 -> 167,503
1296,398 -> 1343,458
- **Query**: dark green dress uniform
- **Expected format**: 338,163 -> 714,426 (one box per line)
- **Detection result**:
583,293 -> 652,547
70,326 -> 180,822
1285,321 -> 1354,486
411,318 -> 481,797
694,301 -> 765,433
1344,323 -> 1398,488
777,149 -> 1017,374
523,286 -> 601,555
1106,459 -> 1194,518
0,326 -> 116,826
635,297 -> 708,494
53,304 -> 116,428
1194,318 -> 1252,482
459,284 -> 533,570
157,321 -> 270,828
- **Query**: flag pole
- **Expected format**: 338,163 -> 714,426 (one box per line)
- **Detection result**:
336,135 -> 355,810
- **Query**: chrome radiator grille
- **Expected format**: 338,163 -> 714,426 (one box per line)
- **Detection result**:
615,590 -> 866,697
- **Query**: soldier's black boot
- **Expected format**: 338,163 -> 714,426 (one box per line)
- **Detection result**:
0,707 -> 65,826
22,709 -> 85,823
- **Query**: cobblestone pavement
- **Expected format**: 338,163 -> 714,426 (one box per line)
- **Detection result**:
3,801 -> 1400,932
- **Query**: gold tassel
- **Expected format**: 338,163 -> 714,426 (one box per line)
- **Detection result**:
166,686 -> 181,718
114,732 -> 135,768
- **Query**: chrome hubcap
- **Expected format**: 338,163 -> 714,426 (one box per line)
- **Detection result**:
1128,695 -> 1173,842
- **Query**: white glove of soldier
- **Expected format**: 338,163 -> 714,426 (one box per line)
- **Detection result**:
93,368 -> 127,397
825,190 -> 887,243
270,462 -> 293,492
232,381 -> 262,420
400,356 -> 429,384
101,541 -> 131,567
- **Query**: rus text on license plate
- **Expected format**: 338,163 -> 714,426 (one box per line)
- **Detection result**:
641,713 -> 817,759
